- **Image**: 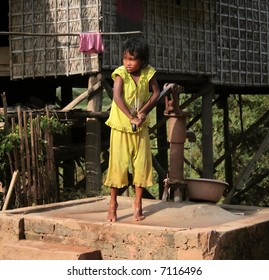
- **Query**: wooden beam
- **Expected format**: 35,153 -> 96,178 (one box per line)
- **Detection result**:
60,80 -> 102,112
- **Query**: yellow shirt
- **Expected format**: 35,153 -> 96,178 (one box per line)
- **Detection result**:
105,65 -> 156,133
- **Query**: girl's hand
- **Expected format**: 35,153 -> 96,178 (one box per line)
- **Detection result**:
137,112 -> 146,121
130,117 -> 144,133
130,117 -> 142,127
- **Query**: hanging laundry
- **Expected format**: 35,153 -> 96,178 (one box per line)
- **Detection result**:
79,32 -> 104,54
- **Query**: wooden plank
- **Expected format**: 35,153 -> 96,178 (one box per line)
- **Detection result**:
60,80 -> 102,112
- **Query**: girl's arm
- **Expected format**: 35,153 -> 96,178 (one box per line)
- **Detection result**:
113,75 -> 138,122
137,74 -> 160,119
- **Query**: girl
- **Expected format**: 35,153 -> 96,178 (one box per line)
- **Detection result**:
104,36 -> 160,222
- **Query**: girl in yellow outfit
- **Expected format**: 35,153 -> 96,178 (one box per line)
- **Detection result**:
104,37 -> 160,222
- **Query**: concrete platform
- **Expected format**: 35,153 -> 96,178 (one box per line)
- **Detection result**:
1,240 -> 102,260
0,196 -> 269,260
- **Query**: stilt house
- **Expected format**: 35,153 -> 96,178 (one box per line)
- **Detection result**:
0,0 -> 268,205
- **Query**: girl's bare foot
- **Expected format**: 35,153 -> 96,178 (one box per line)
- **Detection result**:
134,204 -> 145,221
106,203 -> 118,222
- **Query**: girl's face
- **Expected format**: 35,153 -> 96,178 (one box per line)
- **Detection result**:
123,51 -> 142,74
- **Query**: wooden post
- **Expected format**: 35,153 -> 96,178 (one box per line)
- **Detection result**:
59,87 -> 75,192
29,112 -> 38,204
201,84 -> 214,178
156,102 -> 168,199
2,170 -> 19,211
17,107 -> 26,205
222,95 -> 234,191
85,75 -> 103,196
23,111 -> 32,205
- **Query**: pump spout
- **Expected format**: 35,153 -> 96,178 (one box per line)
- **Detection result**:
186,130 -> 196,143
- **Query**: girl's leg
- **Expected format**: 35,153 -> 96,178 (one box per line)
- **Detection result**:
106,187 -> 118,222
132,129 -> 152,221
134,186 -> 145,221
105,129 -> 130,222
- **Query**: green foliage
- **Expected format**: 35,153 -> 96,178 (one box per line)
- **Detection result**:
0,131 -> 20,157
38,115 -> 68,135
183,93 -> 269,206
0,115 -> 68,186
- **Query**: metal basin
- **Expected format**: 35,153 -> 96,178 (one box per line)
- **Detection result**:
186,178 -> 228,203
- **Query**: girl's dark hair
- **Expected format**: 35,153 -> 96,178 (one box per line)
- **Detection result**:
122,36 -> 149,68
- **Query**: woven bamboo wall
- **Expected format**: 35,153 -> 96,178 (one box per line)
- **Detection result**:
145,0 -> 217,76
216,0 -> 269,86
102,0 -> 217,79
102,0 -> 269,87
101,0 -> 122,69
9,0 -> 269,86
9,0 -> 101,79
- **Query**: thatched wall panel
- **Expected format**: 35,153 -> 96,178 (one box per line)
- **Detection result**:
216,0 -> 269,85
10,0 -> 100,79
102,0 -> 218,78
8,0 -> 269,86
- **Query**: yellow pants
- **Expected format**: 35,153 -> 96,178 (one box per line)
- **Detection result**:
104,128 -> 153,188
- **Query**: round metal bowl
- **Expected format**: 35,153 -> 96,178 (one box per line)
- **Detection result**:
186,178 -> 228,203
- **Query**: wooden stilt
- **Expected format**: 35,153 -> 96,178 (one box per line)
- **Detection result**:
201,84 -> 214,178
85,75 -> 103,196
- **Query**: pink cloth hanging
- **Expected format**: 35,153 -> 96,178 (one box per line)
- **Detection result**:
79,32 -> 104,54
